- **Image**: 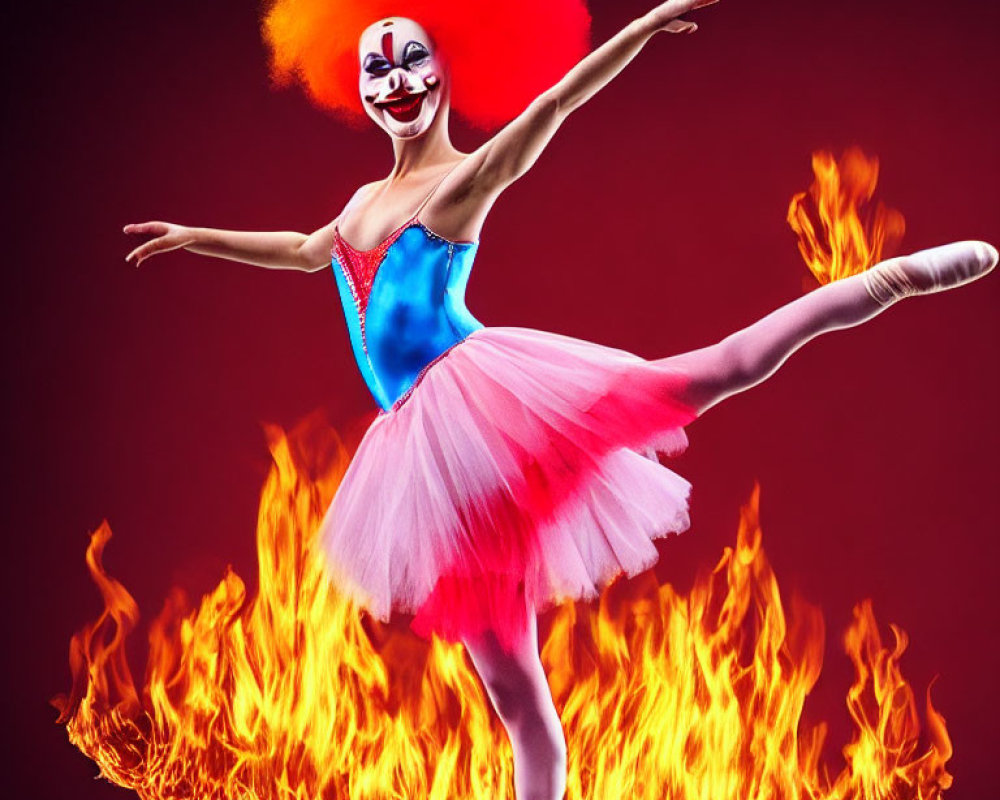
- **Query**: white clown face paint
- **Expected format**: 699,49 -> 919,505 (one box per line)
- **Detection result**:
358,18 -> 444,140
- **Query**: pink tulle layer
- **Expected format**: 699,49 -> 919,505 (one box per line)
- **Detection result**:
318,327 -> 696,649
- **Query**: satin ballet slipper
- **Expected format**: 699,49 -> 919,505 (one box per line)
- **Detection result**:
863,240 -> 998,306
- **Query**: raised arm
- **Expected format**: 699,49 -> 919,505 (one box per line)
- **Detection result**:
124,219 -> 338,271
443,0 -> 717,208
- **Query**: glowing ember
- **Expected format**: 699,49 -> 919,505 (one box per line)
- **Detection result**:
54,419 -> 952,799
788,148 -> 906,283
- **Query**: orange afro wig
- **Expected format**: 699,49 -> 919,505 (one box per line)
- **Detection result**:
262,0 -> 592,128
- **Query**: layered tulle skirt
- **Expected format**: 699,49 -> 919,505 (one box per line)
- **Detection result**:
318,327 -> 696,649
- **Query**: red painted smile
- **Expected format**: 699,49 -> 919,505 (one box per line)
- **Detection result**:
376,93 -> 425,122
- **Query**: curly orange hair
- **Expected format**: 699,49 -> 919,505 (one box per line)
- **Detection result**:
262,0 -> 591,128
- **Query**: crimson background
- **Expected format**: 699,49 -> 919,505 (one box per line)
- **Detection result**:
3,0 -> 998,797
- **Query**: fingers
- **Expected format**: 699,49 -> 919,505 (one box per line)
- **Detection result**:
652,0 -> 716,34
123,221 -> 168,236
665,18 -> 698,34
126,235 -> 173,266
126,242 -> 158,266
124,221 -> 173,266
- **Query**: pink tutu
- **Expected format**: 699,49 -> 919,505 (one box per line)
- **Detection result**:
317,326 -> 696,649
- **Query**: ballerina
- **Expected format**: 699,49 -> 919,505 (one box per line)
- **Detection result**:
123,1 -> 996,798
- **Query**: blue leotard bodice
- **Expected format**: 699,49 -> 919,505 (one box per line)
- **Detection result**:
331,220 -> 483,410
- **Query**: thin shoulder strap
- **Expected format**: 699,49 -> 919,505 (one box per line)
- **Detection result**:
413,158 -> 464,219
336,159 -> 465,238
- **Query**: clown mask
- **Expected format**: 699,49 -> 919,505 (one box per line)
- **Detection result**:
358,18 -> 445,139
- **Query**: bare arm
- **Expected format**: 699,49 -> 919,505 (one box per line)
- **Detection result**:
440,0 -> 717,212
124,220 -> 338,272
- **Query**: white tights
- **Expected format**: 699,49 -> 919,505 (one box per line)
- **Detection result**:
660,269 -> 884,414
661,242 -> 995,414
464,616 -> 567,800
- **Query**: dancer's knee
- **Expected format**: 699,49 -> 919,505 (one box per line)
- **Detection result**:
482,664 -> 555,732
472,653 -> 563,741
704,334 -> 758,391
485,670 -> 532,725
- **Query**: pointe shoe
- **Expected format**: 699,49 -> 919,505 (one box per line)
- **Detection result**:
863,240 -> 998,306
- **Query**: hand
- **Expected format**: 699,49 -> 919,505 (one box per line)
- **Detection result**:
646,0 -> 720,34
124,221 -> 196,267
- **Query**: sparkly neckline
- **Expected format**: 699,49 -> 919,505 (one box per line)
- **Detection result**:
334,217 -> 478,254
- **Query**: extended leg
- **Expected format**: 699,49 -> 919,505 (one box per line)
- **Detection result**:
659,241 -> 997,413
463,614 -> 567,800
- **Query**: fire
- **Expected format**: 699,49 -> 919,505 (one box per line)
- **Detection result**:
55,418 -> 952,799
788,148 -> 906,283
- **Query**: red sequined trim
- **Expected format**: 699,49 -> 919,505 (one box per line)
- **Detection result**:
332,219 -> 417,347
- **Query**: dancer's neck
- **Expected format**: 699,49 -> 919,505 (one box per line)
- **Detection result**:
388,107 -> 462,179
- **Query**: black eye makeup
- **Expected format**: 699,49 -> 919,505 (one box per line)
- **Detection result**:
363,54 -> 393,77
402,41 -> 430,67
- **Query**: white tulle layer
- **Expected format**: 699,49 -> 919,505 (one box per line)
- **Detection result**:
317,326 -> 696,646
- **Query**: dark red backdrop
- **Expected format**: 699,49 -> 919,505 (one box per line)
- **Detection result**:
4,0 -> 998,797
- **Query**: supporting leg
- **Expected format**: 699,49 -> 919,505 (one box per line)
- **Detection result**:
659,241 -> 997,414
463,615 -> 567,800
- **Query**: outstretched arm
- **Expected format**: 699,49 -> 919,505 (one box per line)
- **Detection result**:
447,0 -> 718,203
124,219 -> 338,271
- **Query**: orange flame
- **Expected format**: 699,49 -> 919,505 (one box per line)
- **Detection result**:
788,148 -> 906,283
54,419 -> 952,799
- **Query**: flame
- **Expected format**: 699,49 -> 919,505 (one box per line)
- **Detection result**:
788,148 -> 906,283
55,418 -> 952,799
